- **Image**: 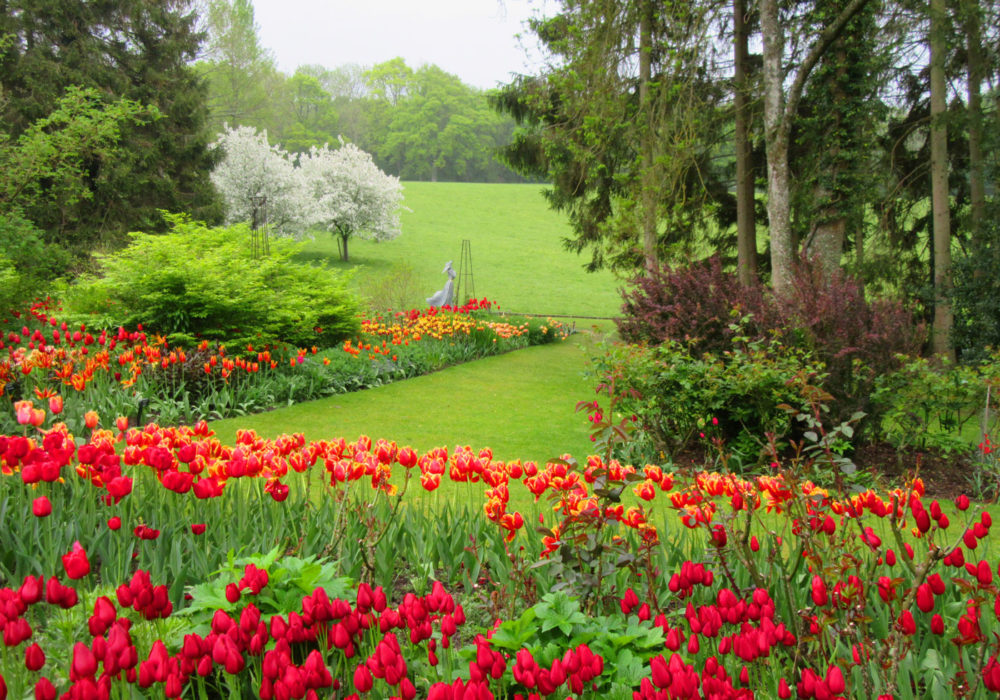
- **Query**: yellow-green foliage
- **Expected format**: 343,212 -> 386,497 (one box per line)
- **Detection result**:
63,214 -> 361,348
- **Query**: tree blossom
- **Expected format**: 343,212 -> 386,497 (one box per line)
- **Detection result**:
299,139 -> 405,261
210,125 -> 313,237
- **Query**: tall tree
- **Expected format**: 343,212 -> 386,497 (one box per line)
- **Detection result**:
759,0 -> 872,294
929,0 -> 953,358
961,0 -> 986,245
494,0 -> 730,273
793,3 -> 886,280
197,0 -> 278,131
733,0 -> 757,285
0,0 -> 219,249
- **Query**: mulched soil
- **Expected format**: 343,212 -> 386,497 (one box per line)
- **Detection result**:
853,441 -> 978,501
671,442 -> 982,501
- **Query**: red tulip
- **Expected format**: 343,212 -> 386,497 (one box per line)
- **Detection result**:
916,583 -> 934,613
353,665 -> 373,693
32,496 -> 52,518
897,610 -> 916,636
811,575 -> 828,607
826,665 -> 845,694
71,642 -> 97,679
191,523 -> 206,535
19,575 -> 42,604
61,542 -> 90,580
34,677 -> 56,700
24,643 -> 46,671
931,614 -> 944,635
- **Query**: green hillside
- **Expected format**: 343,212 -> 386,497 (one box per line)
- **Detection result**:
296,181 -> 624,319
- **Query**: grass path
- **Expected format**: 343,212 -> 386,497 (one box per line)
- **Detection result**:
210,328 -> 610,465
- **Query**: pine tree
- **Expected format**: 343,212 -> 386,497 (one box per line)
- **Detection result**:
0,0 -> 220,250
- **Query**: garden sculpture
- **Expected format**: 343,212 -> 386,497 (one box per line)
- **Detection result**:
427,260 -> 456,307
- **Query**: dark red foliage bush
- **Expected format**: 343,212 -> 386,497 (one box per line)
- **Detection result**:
779,260 -> 926,422
617,256 -> 779,353
617,256 -> 926,427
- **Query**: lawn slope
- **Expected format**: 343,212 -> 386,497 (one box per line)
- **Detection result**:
296,181 -> 624,319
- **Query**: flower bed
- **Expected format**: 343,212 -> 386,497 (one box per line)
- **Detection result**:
0,299 -> 567,434
2,397 -> 999,698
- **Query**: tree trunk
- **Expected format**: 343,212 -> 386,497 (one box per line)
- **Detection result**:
760,0 -> 873,296
734,0 -> 757,285
808,211 -> 846,277
856,213 -> 865,298
964,0 -> 985,246
340,232 -> 350,262
639,0 -> 658,275
761,0 -> 793,293
805,44 -> 848,279
930,0 -> 954,360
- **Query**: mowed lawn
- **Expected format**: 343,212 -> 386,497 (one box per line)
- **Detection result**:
211,328 -> 611,466
296,181 -> 624,319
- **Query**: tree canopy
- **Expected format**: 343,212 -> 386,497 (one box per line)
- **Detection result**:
0,0 -> 220,251
495,0 -> 1000,355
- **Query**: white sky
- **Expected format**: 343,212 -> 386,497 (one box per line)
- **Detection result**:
250,0 -> 551,90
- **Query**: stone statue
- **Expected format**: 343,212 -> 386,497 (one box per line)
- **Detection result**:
427,261 -> 456,308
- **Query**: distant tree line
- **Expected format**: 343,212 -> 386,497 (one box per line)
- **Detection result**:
196,0 -> 527,183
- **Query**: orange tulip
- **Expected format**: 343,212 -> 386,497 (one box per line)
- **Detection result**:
84,411 -> 100,429
29,408 -> 45,427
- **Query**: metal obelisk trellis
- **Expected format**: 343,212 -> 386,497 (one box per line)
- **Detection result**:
250,195 -> 270,259
454,239 -> 475,307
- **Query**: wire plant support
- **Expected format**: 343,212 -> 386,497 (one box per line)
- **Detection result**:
455,239 -> 475,307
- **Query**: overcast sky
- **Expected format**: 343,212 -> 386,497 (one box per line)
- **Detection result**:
249,0 -> 552,90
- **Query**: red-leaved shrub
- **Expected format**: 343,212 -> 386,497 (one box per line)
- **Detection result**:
617,256 -> 779,353
617,256 -> 926,426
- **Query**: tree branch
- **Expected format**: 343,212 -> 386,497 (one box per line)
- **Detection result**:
783,0 -> 874,131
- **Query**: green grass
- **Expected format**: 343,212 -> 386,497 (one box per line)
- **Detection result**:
215,325 -> 607,448
296,181 -> 623,318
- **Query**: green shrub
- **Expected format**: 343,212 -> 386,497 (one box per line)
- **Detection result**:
871,355 -> 993,454
0,211 -> 72,313
61,214 -> 361,348
592,336 -> 824,467
358,262 -> 423,314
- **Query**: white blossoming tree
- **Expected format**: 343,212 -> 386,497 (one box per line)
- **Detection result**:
210,125 -> 313,236
299,140 -> 404,262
